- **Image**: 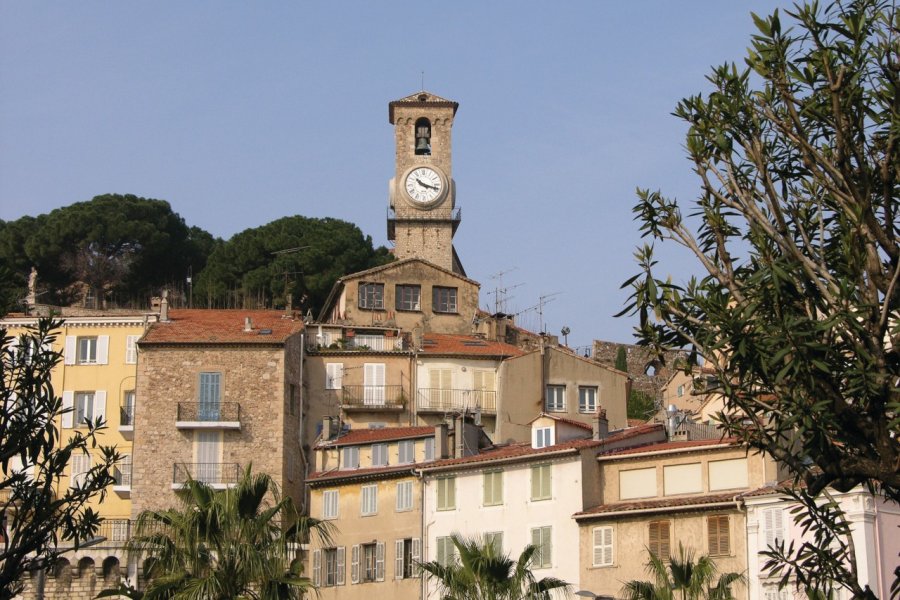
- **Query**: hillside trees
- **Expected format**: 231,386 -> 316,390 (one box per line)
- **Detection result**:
621,0 -> 899,596
194,216 -> 392,314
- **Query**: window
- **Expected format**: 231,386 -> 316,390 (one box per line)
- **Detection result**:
578,386 -> 597,413
483,471 -> 503,506
396,285 -> 421,311
395,538 -> 420,579
326,363 -> 343,390
358,282 -> 384,310
121,391 -> 136,427
315,547 -> 345,587
432,286 -> 458,313
70,453 -> 91,488
424,437 -> 435,461
485,532 -> 503,554
427,368 -> 452,408
125,335 -> 139,364
75,392 -> 95,425
358,542 -> 384,582
648,520 -> 671,560
592,526 -> 614,567
707,515 -> 730,556
396,481 -> 413,512
323,490 -> 339,520
530,526 -> 552,568
78,337 -> 98,364
545,385 -> 565,411
620,467 -> 658,500
677,384 -> 685,397
193,431 -> 222,483
398,440 -> 415,464
343,446 -> 360,469
437,476 -> 456,511
436,536 -> 456,566
355,334 -> 385,350
363,363 -> 386,405
372,444 -> 388,467
663,463 -> 702,495
530,464 -> 552,501
361,484 -> 378,516
198,372 -> 221,420
533,426 -> 553,449
762,507 -> 786,549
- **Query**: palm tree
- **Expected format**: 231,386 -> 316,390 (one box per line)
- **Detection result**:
621,544 -> 744,600
122,466 -> 333,600
419,533 -> 570,600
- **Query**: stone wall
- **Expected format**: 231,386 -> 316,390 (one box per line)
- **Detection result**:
591,339 -> 687,400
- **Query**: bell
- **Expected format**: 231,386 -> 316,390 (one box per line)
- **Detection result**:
415,137 -> 431,154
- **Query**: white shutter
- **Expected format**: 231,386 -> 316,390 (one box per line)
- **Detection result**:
395,539 -> 404,579
364,363 -> 385,404
375,541 -> 385,581
8,337 -> 19,363
61,391 -> 74,429
336,547 -> 346,585
93,390 -> 107,423
125,335 -> 138,364
351,545 -> 360,584
593,526 -> 613,566
764,507 -> 785,548
326,363 -> 343,389
602,527 -> 613,565
70,453 -> 90,488
64,336 -> 76,365
412,538 -> 421,575
96,336 -> 109,365
312,550 -> 321,586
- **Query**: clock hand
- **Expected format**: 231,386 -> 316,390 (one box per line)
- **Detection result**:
417,179 -> 439,191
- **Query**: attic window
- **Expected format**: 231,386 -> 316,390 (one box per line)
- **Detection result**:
258,329 -> 273,335
417,94 -> 427,101
462,341 -> 488,347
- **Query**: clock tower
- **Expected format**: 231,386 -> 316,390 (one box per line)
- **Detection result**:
387,91 -> 464,274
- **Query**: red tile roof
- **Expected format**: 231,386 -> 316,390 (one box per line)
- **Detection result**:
628,418 -> 649,427
307,464 -> 420,485
574,491 -> 741,519
419,333 -> 524,357
532,413 -> 594,431
140,310 -> 304,345
598,437 -> 739,458
317,426 -> 435,448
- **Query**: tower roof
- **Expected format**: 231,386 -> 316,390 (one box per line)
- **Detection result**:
389,90 -> 459,124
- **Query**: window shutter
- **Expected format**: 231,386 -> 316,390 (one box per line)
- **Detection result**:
336,547 -> 346,585
659,521 -> 670,559
93,390 -> 107,423
64,336 -> 76,365
531,528 -> 542,565
351,545 -> 360,584
531,466 -> 540,499
602,527 -> 613,565
649,522 -> 660,556
375,541 -> 385,581
61,391 -> 74,429
395,540 -> 404,579
412,538 -> 421,575
96,335 -> 109,365
764,508 -> 784,549
70,453 -> 90,488
312,550 -> 321,586
125,335 -> 138,364
721,517 -> 730,554
593,528 -> 604,566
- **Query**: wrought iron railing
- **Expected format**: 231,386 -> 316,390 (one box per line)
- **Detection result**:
176,402 -> 241,422
340,385 -> 406,408
416,388 -> 497,413
172,462 -> 241,486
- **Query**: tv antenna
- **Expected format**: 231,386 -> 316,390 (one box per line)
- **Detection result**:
513,291 -> 561,333
488,267 -> 522,314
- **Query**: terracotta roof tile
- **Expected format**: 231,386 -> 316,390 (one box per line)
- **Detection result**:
420,333 -> 524,357
140,310 -> 304,345
308,464 -> 420,484
575,491 -> 741,519
598,437 -> 738,458
532,413 -> 594,431
317,426 -> 435,448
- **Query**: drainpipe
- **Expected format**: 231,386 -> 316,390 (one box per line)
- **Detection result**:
417,468 -> 427,600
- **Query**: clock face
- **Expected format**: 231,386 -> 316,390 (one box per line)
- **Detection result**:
405,167 -> 444,204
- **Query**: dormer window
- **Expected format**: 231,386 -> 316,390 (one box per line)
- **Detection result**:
415,118 -> 431,155
533,426 -> 553,449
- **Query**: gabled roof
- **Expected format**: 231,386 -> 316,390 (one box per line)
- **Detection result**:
574,491 -> 741,520
389,91 -> 459,123
316,426 -> 435,449
419,333 -> 524,358
140,310 -> 303,345
596,437 -> 739,459
529,413 -> 594,431
307,464 -> 420,486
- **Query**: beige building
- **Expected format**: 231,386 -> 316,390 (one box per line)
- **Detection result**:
131,309 -> 305,514
575,439 -> 779,599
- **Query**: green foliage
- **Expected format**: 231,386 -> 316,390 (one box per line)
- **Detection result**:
620,1 -> 899,596
193,215 -> 392,314
628,390 -> 657,421
419,533 -> 570,600
123,466 -> 333,600
620,544 -> 744,600
0,319 -> 119,600
615,346 -> 629,372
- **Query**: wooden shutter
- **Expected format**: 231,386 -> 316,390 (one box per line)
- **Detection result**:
70,453 -> 90,488
326,363 -> 343,389
96,336 -> 109,365
61,391 -> 74,428
312,550 -> 321,586
593,526 -> 613,566
125,335 -> 138,364
649,521 -> 671,560
351,545 -> 360,584
531,528 -> 542,566
395,539 -> 405,579
336,547 -> 346,585
93,390 -> 107,423
364,363 -> 385,404
375,541 -> 385,581
412,538 -> 421,575
64,336 -> 76,365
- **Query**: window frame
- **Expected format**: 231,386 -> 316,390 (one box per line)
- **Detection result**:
77,337 -> 98,364
371,443 -> 389,467
358,282 -> 385,310
395,284 -> 422,311
398,440 -> 415,464
530,526 -> 552,568
648,520 -> 671,560
323,490 -> 339,520
533,426 -> 553,449
707,515 -> 730,556
483,470 -> 503,506
75,391 -> 95,426
362,543 -> 377,582
545,385 -> 566,412
436,536 -> 456,567
396,480 -> 413,512
432,286 -> 458,314
592,526 -> 614,567
360,484 -> 378,516
530,464 -> 552,501
436,476 -> 456,511
343,446 -> 360,469
325,363 -> 344,390
424,437 -> 435,461
578,386 -> 598,413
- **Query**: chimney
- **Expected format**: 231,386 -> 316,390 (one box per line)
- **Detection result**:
454,415 -> 466,459
159,290 -> 169,322
244,317 -> 253,332
593,408 -> 609,441
285,293 -> 293,317
434,424 -> 449,459
322,417 -> 333,441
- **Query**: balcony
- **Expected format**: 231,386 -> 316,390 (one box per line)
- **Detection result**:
340,385 -> 406,411
176,402 -> 241,430
113,460 -> 132,498
172,462 -> 241,489
119,404 -> 135,438
416,389 -> 497,414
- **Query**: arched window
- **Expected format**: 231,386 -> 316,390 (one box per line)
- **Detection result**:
414,118 -> 431,155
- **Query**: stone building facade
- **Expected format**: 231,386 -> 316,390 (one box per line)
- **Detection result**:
592,339 -> 687,400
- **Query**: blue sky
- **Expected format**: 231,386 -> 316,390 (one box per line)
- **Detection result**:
0,1 -> 792,349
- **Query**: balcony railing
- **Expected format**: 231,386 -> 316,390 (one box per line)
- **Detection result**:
340,385 -> 406,409
416,389 -> 497,414
176,402 -> 241,428
173,462 -> 241,488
